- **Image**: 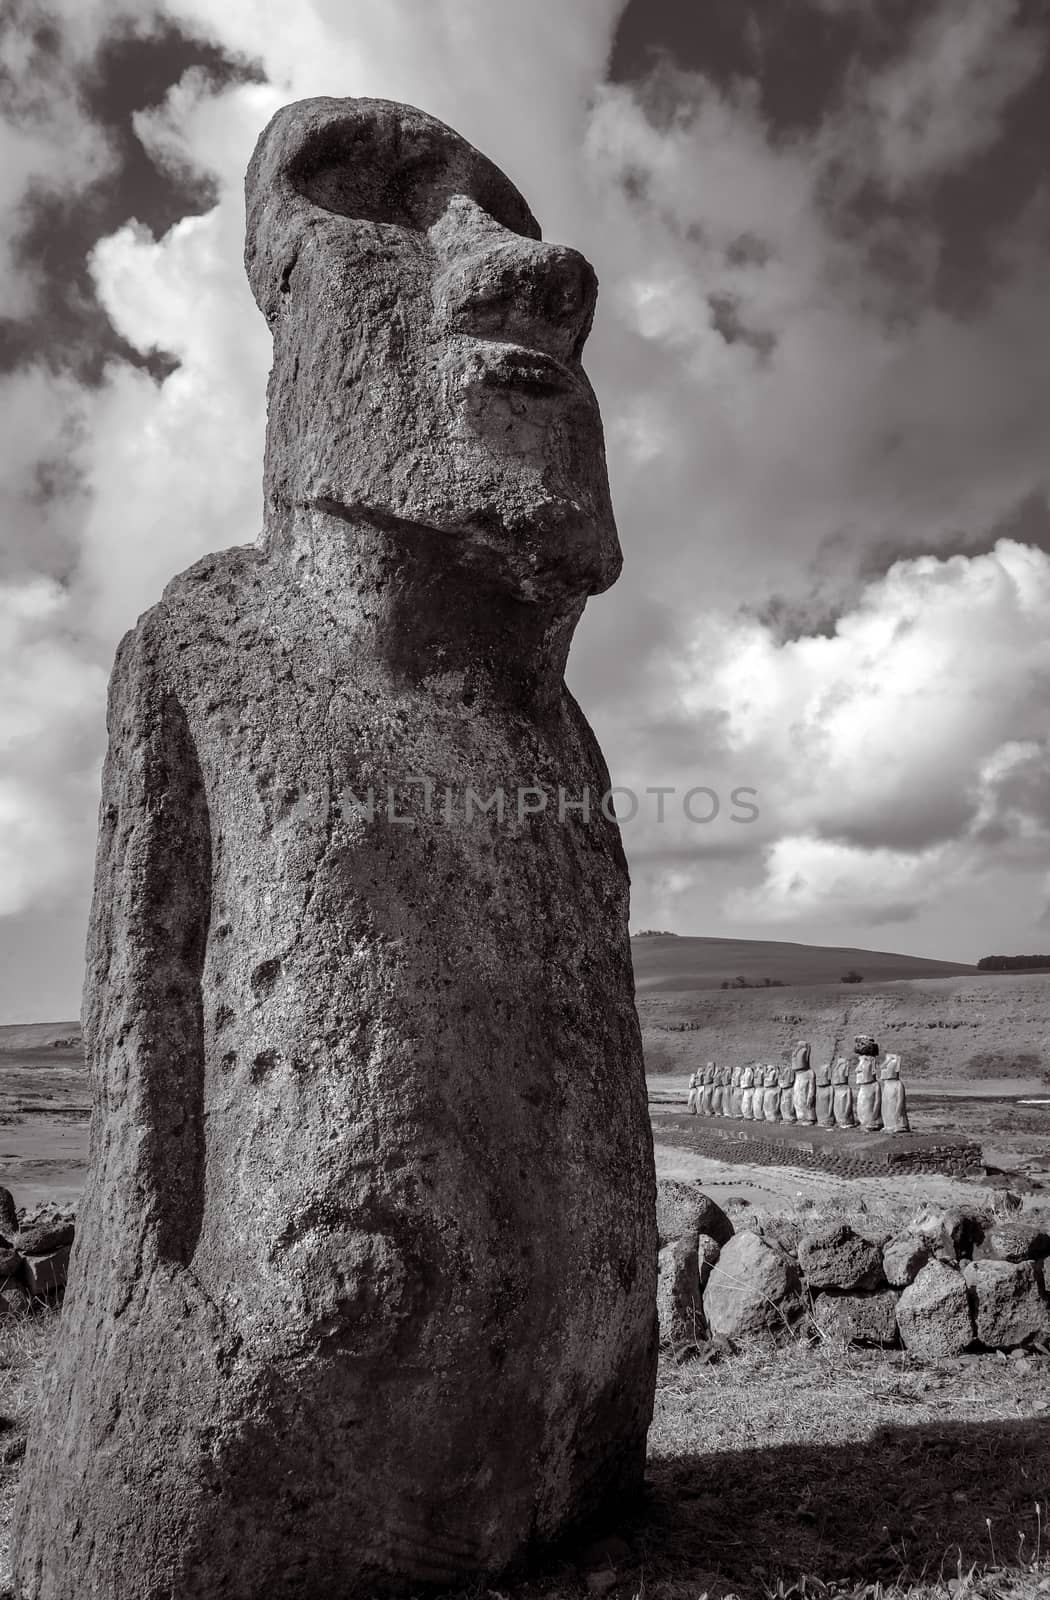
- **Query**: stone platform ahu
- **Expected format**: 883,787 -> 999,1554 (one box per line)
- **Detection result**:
14,98 -> 657,1598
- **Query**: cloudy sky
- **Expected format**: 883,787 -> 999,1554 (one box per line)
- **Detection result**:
2,0 -> 1050,1021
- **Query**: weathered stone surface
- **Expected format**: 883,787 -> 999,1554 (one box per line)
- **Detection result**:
964,1259 -> 1050,1349
14,97 -> 656,1600
0,1187 -> 18,1244
798,1224 -> 885,1292
22,1247 -> 71,1298
696,1233 -> 721,1290
657,1238 -> 705,1353
907,1204 -> 983,1263
656,1180 -> 733,1248
983,1222 -> 1050,1262
0,1248 -> 22,1280
703,1230 -> 804,1341
896,1261 -> 975,1358
15,1220 -> 74,1256
812,1290 -> 899,1347
0,1283 -> 31,1316
883,1232 -> 934,1288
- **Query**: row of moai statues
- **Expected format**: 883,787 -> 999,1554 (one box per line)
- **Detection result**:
686,1035 -> 910,1134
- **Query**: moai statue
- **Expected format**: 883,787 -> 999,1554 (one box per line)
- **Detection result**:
762,1064 -> 781,1123
742,1062 -> 759,1119
715,1064 -> 729,1116
831,1056 -> 856,1127
879,1053 -> 910,1133
729,1064 -> 744,1118
777,1058 -> 797,1124
687,1070 -> 700,1114
700,1062 -> 717,1116
814,1060 -> 835,1128
854,1034 -> 882,1132
791,1040 -> 816,1126
14,98 -> 658,1600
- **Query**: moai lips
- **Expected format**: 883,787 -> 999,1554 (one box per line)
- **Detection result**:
14,97 -> 656,1600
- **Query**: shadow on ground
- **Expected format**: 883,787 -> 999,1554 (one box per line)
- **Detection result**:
621,1417 -> 1050,1595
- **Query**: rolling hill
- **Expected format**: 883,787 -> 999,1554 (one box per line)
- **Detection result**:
630,933 -> 976,993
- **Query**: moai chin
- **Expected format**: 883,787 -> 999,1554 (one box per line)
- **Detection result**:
14,97 -> 657,1600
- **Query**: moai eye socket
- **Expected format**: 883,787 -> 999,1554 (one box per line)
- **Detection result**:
288,119 -> 540,239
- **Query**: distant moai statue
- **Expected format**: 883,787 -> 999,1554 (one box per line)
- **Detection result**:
687,1070 -> 701,1114
718,1064 -> 731,1116
778,1058 -> 797,1124
14,97 -> 658,1599
730,1064 -> 744,1118
854,1034 -> 882,1132
831,1056 -> 856,1127
762,1064 -> 781,1123
814,1060 -> 835,1128
879,1052 -> 910,1133
791,1040 -> 816,1126
740,1062 -> 756,1120
701,1062 -> 717,1116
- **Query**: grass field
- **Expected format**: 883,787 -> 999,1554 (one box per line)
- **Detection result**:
631,934 -> 979,994
1,1305 -> 1048,1600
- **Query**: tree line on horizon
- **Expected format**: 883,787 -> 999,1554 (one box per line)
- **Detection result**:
977,954 -> 1050,971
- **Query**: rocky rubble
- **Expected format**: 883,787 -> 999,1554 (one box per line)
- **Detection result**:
655,1178 -> 1050,1360
0,1188 -> 75,1309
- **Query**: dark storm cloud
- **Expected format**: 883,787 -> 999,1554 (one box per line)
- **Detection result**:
0,17 -> 262,385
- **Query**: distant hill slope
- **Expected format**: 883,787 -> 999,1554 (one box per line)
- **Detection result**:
631,933 -> 976,993
0,1021 -> 81,1052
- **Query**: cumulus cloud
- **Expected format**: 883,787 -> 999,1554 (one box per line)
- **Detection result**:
848,0 -> 1046,195
0,0 -> 123,318
0,579 -> 105,915
3,0 -> 1050,1010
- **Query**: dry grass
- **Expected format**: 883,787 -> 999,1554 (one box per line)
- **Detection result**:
0,1310 -> 1047,1600
0,1302 -> 60,1591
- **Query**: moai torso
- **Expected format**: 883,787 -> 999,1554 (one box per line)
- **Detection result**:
777,1059 -> 797,1124
762,1064 -> 781,1122
880,1052 -> 910,1133
15,97 -> 656,1600
854,1037 -> 882,1131
831,1056 -> 856,1127
791,1040 -> 816,1126
815,1061 -> 834,1127
740,1063 -> 755,1119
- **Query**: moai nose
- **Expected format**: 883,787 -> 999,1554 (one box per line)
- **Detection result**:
431,195 -> 597,360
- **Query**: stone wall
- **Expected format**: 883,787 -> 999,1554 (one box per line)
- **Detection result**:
0,1189 -> 74,1310
657,1178 -> 1050,1359
653,1113 -> 983,1178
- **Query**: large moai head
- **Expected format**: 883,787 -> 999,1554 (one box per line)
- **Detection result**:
245,96 -> 620,606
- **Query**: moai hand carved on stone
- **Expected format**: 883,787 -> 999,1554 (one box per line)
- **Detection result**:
762,1064 -> 781,1123
831,1056 -> 856,1128
791,1040 -> 816,1126
879,1052 -> 910,1133
815,1060 -> 835,1128
13,97 -> 657,1600
854,1035 -> 882,1132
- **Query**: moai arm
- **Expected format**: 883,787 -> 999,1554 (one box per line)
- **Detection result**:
81,614 -> 211,1293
